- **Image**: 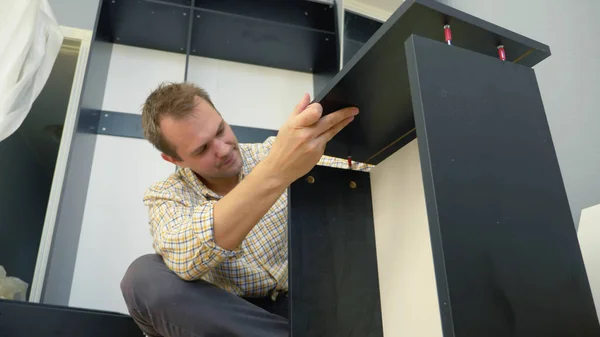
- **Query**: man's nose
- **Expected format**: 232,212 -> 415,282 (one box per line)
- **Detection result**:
214,140 -> 230,158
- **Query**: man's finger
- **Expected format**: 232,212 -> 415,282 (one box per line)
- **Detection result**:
292,93 -> 311,116
295,103 -> 323,127
317,115 -> 354,143
314,107 -> 358,135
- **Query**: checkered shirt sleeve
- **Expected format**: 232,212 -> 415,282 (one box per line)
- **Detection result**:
143,136 -> 372,291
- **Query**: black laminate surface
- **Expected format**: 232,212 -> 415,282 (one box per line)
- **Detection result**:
343,10 -> 382,67
289,166 -> 383,337
406,35 -> 600,336
0,300 -> 142,336
94,110 -> 276,143
316,0 -> 551,164
97,0 -> 338,74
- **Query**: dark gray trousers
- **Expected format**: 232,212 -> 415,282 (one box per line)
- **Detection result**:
120,254 -> 289,337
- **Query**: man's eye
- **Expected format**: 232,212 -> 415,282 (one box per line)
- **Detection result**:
217,128 -> 224,135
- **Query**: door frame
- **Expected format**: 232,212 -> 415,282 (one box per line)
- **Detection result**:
29,25 -> 92,303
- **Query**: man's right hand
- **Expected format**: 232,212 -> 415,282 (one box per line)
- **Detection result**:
264,93 -> 359,185
212,93 -> 357,251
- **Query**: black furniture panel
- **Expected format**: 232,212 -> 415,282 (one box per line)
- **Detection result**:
406,34 -> 600,336
316,0 -> 551,164
42,0 -> 115,306
95,111 -> 276,143
99,0 -> 190,54
343,10 -> 382,67
0,300 -> 142,337
190,5 -> 336,73
289,166 -> 383,337
97,0 -> 339,75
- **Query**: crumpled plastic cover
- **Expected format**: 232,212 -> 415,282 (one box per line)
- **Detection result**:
0,265 -> 29,301
0,0 -> 64,143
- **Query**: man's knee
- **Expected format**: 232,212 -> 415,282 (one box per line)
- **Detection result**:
121,254 -> 171,311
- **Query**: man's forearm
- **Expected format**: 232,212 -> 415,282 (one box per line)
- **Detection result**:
212,158 -> 289,250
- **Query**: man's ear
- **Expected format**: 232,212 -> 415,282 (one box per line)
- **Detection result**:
161,153 -> 178,165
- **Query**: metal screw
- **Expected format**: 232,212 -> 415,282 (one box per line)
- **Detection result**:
304,12 -> 308,15
183,12 -> 187,16
197,15 -> 200,18
306,176 -> 315,184
102,127 -> 107,131
116,37 -> 120,41
325,37 -> 329,41
104,114 -> 109,117
180,47 -> 184,51
349,181 -> 357,189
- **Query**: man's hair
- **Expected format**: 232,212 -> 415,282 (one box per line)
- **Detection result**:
141,82 -> 216,160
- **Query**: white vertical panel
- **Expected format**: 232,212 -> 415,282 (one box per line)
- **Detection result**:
69,136 -> 174,313
578,204 -> 600,322
187,55 -> 314,130
70,45 -> 185,313
370,139 -> 443,337
102,45 -> 186,114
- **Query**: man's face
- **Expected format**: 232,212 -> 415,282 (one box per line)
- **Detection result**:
160,97 -> 242,180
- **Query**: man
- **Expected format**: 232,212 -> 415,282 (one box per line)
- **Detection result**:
120,82 -> 369,337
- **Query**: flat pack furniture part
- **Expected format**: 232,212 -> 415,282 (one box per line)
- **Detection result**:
0,300 -> 143,337
289,0 -> 600,336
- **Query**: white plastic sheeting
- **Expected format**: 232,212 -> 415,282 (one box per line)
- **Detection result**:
0,0 -> 63,143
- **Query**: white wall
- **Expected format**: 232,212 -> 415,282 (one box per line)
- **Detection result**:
437,0 -> 600,227
578,204 -> 600,321
68,44 -> 313,313
370,139 -> 443,337
187,55 -> 314,130
68,135 -> 174,313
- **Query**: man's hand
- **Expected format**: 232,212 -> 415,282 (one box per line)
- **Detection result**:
212,93 -> 357,251
264,93 -> 358,185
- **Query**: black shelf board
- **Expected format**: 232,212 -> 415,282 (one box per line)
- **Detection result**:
343,10 -> 383,67
0,300 -> 142,337
97,0 -> 338,73
316,0 -> 551,165
95,110 -> 276,144
99,0 -> 191,54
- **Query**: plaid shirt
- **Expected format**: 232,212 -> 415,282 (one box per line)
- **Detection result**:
143,136 -> 371,299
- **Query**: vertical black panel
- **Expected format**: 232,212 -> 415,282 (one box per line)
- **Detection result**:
343,10 -> 383,67
406,35 -> 600,336
289,166 -> 383,337
313,0 -> 341,98
42,0 -> 113,305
